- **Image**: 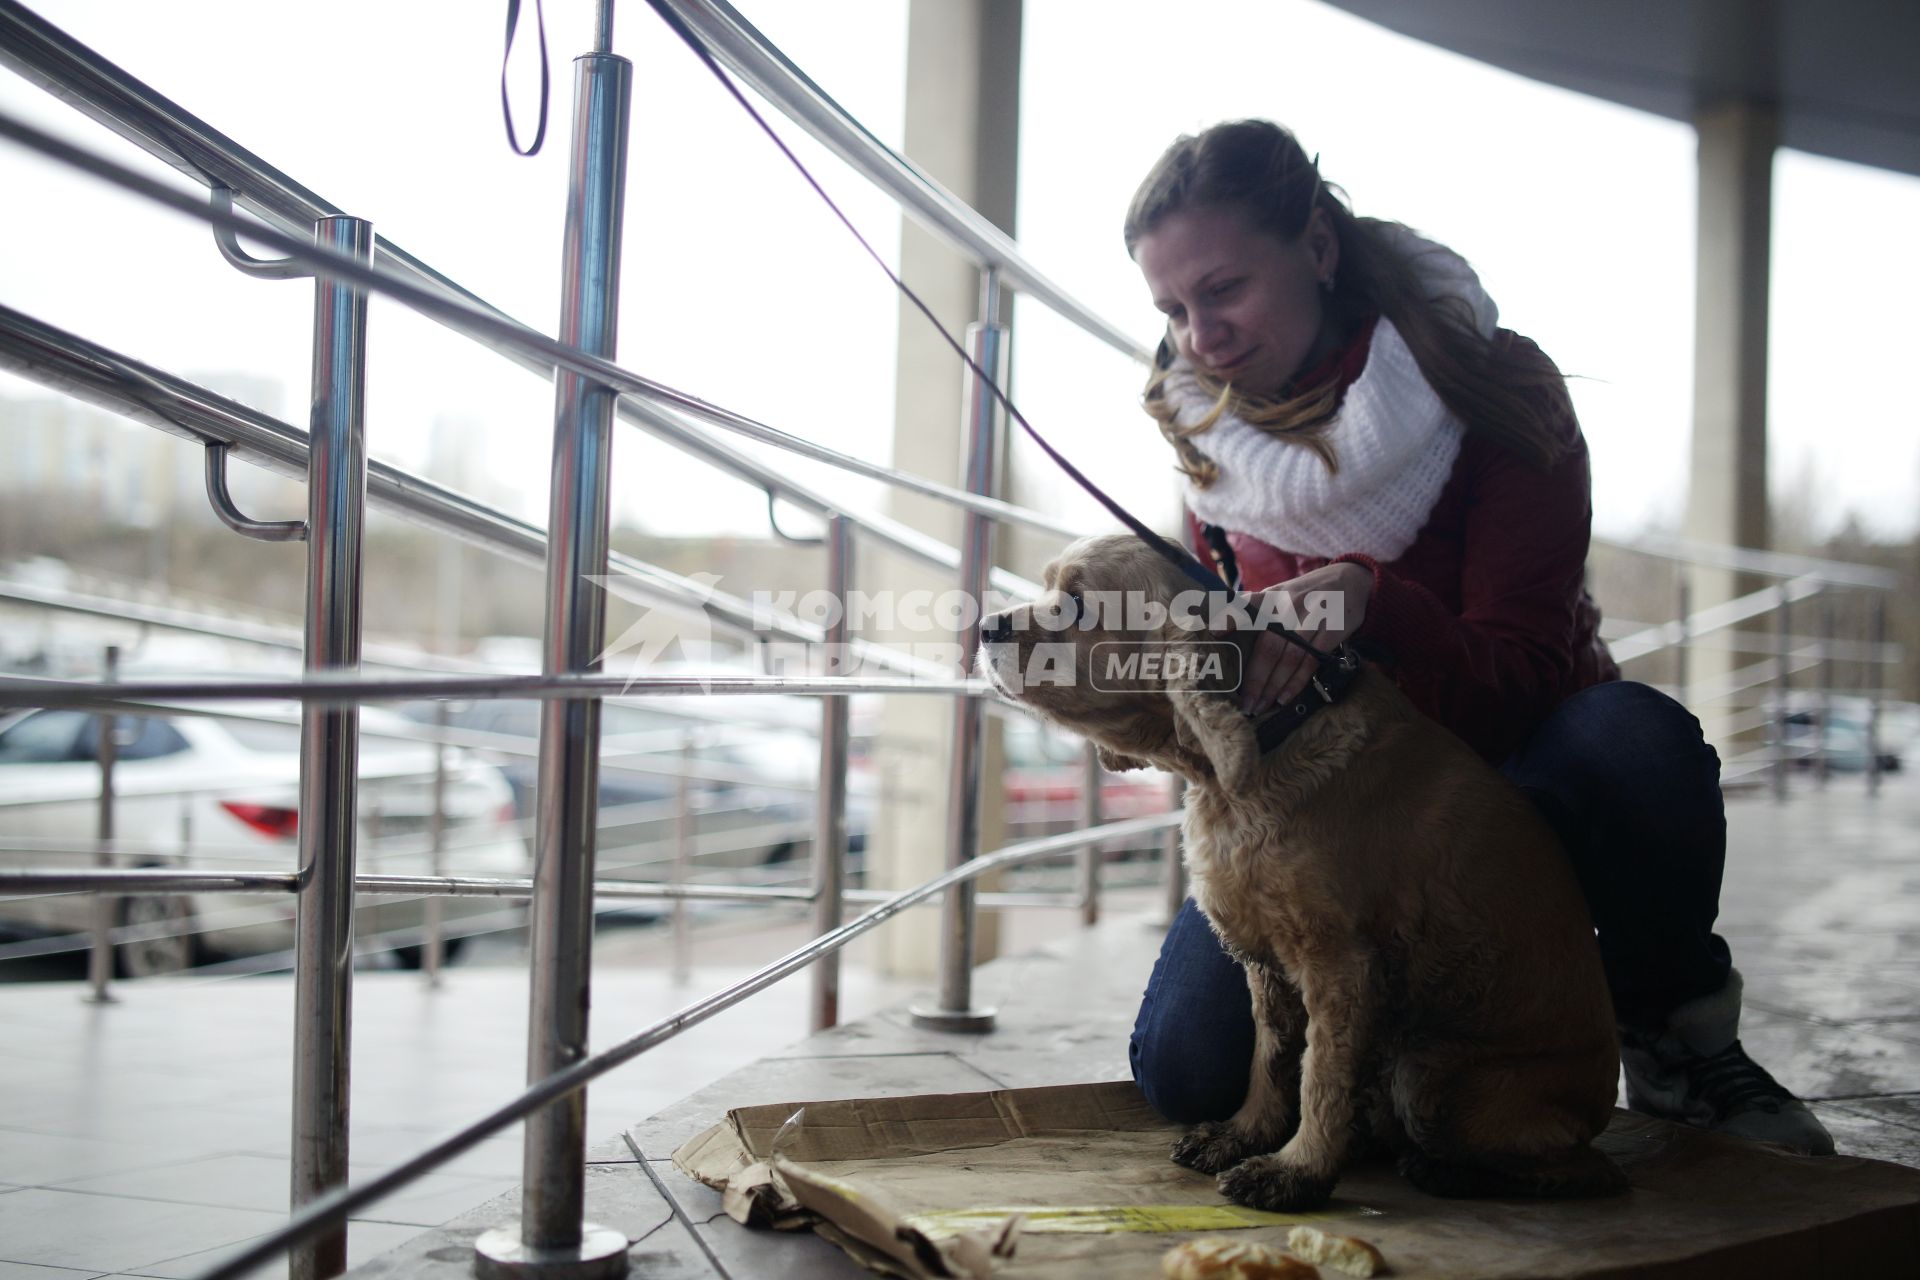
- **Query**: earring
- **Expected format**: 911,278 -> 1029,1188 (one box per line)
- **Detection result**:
1319,273 -> 1336,294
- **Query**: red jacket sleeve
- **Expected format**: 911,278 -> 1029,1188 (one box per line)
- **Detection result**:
1335,427 -> 1595,761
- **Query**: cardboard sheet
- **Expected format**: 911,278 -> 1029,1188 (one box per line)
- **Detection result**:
671,1079 -> 1920,1279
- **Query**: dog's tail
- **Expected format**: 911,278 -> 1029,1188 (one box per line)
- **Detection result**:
1399,1145 -> 1628,1199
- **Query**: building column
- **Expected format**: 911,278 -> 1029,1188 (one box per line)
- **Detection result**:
872,0 -> 1021,980
1685,99 -> 1776,731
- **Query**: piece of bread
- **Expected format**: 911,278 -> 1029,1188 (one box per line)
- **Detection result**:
1162,1236 -> 1319,1279
1286,1226 -> 1386,1277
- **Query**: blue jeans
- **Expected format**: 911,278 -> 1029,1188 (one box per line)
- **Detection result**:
1128,680 -> 1734,1124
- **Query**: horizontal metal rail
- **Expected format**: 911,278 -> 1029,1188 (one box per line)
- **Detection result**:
1599,617 -> 1892,664
0,671 -> 985,713
1,578 -> 302,663
1597,532 -> 1903,591
1,868 -> 296,895
658,0 -> 1149,363
0,898 -> 525,967
0,8 -> 1084,558
1609,575 -> 1830,664
0,306 -> 966,680
0,871 -> 1130,915
0,866 -> 817,902
190,808 -> 1176,1280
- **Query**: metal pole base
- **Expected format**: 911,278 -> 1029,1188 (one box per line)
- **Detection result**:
909,1003 -> 997,1033
473,1223 -> 629,1280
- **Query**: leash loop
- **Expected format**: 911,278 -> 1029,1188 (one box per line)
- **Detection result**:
500,0 -> 550,157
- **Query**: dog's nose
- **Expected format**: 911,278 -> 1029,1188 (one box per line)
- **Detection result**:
981,613 -> 1013,645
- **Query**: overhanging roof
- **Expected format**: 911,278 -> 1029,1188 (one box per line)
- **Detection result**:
1321,0 -> 1920,179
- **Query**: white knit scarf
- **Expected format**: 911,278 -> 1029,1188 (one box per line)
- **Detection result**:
1165,224 -> 1499,562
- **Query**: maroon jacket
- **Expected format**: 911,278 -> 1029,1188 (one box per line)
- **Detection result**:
1188,324 -> 1619,762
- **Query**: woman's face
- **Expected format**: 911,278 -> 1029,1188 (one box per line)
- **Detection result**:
1134,204 -> 1335,399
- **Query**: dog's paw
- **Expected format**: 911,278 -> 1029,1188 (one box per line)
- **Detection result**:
1217,1155 -> 1337,1213
1170,1122 -> 1261,1175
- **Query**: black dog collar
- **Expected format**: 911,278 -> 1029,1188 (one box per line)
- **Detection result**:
1253,645 -> 1363,755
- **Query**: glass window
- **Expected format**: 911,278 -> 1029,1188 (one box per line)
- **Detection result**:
69,714 -> 194,762
0,710 -> 90,764
115,717 -> 192,761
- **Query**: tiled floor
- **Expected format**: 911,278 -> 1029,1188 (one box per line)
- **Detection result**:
3,772 -> 1917,1279
0,936 -> 918,1280
350,772 -> 1920,1280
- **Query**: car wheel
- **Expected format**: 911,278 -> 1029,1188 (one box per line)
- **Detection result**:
114,895 -> 200,978
394,935 -> 468,970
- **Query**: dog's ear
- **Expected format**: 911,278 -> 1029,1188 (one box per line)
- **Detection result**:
1164,635 -> 1256,791
1096,744 -> 1151,773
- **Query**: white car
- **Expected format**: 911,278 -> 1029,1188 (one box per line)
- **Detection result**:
0,703 -> 529,975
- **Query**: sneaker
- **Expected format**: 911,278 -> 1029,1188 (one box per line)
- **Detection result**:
1619,968 -> 1836,1156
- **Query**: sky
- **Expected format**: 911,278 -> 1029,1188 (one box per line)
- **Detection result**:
1,0 -> 1916,548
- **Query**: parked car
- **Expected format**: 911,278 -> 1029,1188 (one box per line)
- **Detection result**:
1778,710 -> 1903,773
0,704 -> 528,975
998,713 -> 1176,856
399,694 -> 873,887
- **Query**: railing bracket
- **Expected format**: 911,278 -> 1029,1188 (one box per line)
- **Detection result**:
204,442 -> 306,542
766,487 -> 823,545
210,185 -> 311,279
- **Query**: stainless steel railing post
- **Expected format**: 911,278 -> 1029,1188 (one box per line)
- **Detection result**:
1771,593 -> 1791,801
911,272 -> 1005,1033
290,212 -> 373,1280
810,514 -> 854,1033
1077,743 -> 1102,927
1867,595 -> 1886,797
1813,591 -> 1833,788
424,701 -> 449,983
1674,572 -> 1691,709
475,41 -> 631,1280
84,644 -> 119,1004
672,733 -> 694,985
1159,776 -> 1187,928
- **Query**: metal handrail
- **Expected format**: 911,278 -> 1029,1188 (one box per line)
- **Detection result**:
8,6 -> 1899,1274
1609,575 -> 1830,665
0,700 -> 856,797
658,0 -> 1149,363
1595,531 -> 1902,591
0,111 -> 1074,567
0,9 -> 1150,1272
190,808 -> 1179,1280
0,866 -> 819,902
0,5 -> 1091,551
0,670 -> 984,709
0,305 -> 965,680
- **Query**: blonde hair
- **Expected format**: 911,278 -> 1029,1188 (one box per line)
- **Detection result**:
1124,121 -> 1572,488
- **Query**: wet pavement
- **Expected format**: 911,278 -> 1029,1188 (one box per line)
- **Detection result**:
0,773 -> 1914,1278
345,772 -> 1920,1280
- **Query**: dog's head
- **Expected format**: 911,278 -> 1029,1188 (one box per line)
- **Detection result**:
976,533 -> 1258,789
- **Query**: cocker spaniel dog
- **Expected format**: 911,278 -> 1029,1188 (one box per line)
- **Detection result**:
978,534 -> 1623,1211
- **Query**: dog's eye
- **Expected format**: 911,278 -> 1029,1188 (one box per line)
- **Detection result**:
1035,591 -> 1083,632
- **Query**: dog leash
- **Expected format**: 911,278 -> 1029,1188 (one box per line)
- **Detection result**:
645,1 -> 1354,725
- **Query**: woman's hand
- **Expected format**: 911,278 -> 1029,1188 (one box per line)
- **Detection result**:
1232,562 -> 1372,714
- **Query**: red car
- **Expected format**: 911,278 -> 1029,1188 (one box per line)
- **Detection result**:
998,714 -> 1176,857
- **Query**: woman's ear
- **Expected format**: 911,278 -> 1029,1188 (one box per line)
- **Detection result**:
1306,205 -> 1339,284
